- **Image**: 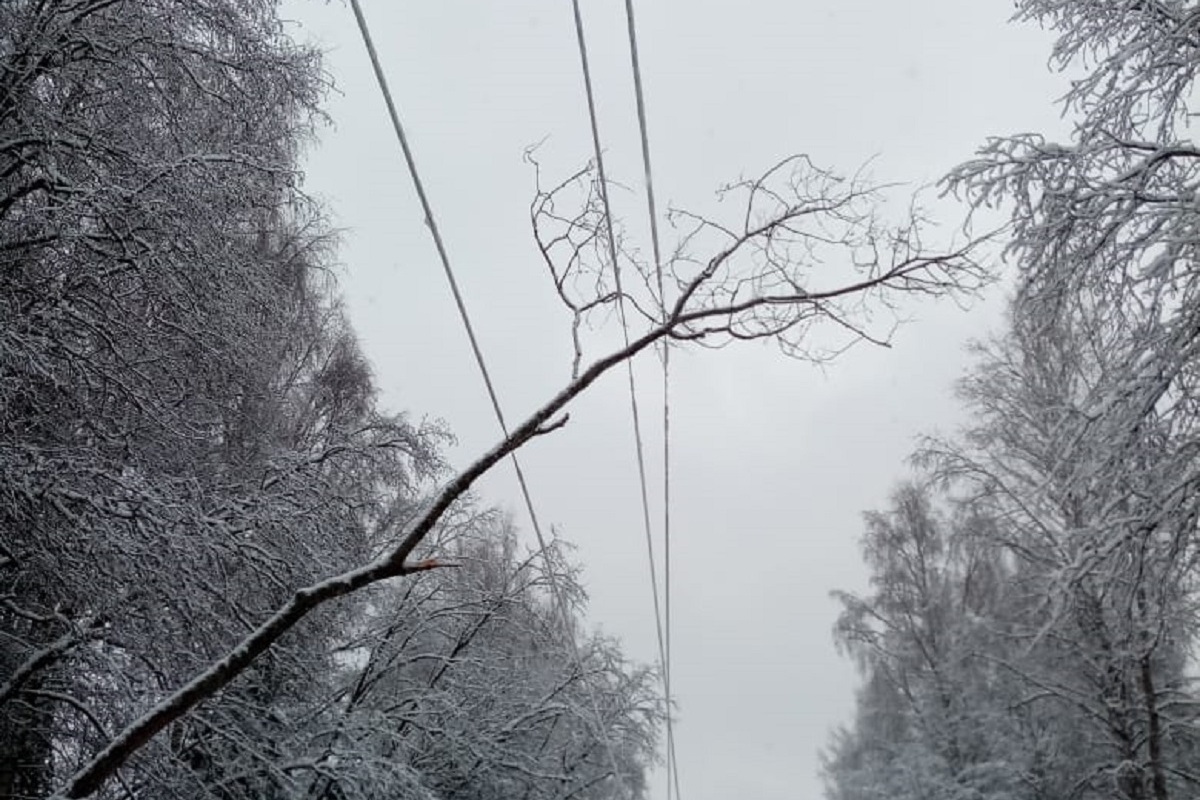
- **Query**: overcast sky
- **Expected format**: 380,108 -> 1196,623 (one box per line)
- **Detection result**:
282,2 -> 1071,798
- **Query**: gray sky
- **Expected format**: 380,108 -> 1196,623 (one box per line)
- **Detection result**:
283,2 -> 1070,798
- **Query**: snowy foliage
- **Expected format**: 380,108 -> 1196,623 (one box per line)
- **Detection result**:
0,3 -> 657,798
828,2 -> 1200,799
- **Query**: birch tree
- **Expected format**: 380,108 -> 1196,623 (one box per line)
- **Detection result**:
939,4 -> 1200,793
946,0 -> 1200,465
923,287 -> 1200,800
825,485 -> 1038,800
0,1 -> 435,795
830,3 -> 1200,798
308,513 -> 660,800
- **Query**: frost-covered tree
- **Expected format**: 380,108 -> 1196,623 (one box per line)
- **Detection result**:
825,485 -> 1039,800
939,4 -> 1200,795
830,4 -> 1200,795
946,0 -> 1200,493
0,1 -> 439,795
304,512 -> 660,800
922,282 -> 1200,800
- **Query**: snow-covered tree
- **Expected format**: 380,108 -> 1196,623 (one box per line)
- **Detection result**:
0,1 -> 438,795
831,4 -> 1200,797
941,4 -> 1200,793
309,513 -> 661,800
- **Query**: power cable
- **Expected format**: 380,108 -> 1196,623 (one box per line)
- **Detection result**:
348,2 -> 630,795
567,4 -> 679,800
619,3 -> 681,799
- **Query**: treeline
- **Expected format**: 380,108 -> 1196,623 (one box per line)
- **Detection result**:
0,2 -> 658,798
825,2 -> 1200,799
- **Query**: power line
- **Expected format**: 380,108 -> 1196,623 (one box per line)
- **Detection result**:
619,3 -> 681,799
347,2 -> 630,795
567,4 -> 680,800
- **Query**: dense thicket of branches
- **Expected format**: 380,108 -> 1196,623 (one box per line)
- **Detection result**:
825,2 -> 1200,799
0,2 -> 660,798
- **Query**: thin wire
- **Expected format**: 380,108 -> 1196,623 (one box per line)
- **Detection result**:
568,4 -> 676,800
620,3 -> 681,799
348,2 -> 629,795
